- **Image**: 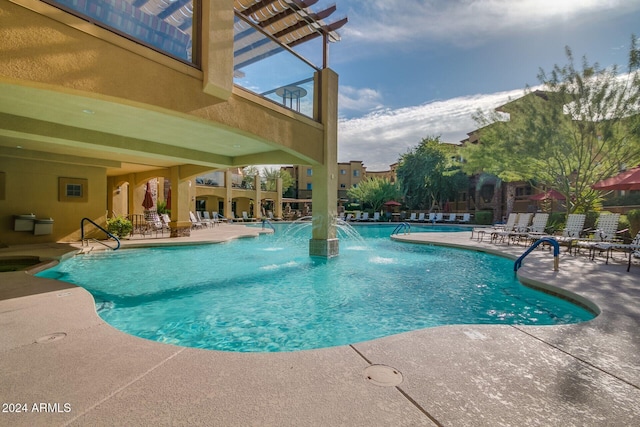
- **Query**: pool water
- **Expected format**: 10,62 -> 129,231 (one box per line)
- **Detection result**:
37,223 -> 594,352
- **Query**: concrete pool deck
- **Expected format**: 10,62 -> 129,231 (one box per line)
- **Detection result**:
1,224 -> 639,426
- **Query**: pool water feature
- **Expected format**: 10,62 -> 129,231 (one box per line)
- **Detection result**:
37,224 -> 595,352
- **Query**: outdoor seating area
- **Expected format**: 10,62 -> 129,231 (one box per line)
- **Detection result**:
470,211 -> 639,271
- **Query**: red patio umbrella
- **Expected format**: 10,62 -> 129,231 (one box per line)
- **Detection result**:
142,182 -> 154,210
384,200 -> 402,206
529,189 -> 566,201
592,166 -> 640,191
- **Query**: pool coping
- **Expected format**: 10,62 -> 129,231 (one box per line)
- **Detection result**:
1,225 -> 639,425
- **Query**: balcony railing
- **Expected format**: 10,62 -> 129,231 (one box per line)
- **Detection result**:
233,13 -> 318,119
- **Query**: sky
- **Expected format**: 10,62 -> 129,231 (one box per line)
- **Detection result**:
299,0 -> 640,171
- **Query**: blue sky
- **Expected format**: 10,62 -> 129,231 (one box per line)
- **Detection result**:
301,0 -> 640,170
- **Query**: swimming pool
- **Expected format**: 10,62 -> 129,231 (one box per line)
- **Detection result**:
37,223 -> 595,352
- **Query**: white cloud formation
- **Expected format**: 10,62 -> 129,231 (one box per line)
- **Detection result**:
338,88 -> 527,170
340,0 -> 636,47
338,85 -> 384,113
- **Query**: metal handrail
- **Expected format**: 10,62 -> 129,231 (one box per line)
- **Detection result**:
81,217 -> 120,250
391,222 -> 411,235
514,237 -> 559,272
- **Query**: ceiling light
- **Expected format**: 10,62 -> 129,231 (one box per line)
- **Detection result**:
82,109 -> 95,114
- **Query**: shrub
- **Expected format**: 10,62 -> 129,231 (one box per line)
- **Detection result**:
547,212 -> 566,234
627,209 -> 640,236
475,211 -> 493,225
106,216 -> 133,238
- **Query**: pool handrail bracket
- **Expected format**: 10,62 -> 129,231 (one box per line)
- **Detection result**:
262,218 -> 275,232
514,237 -> 559,272
80,217 -> 121,251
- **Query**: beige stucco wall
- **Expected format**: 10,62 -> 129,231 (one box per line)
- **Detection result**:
0,157 -> 107,245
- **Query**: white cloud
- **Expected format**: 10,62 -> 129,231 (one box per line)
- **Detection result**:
338,88 -> 527,170
338,85 -> 384,114
341,0 -> 636,47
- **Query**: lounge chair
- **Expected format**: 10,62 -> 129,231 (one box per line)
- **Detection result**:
242,211 -> 257,222
486,213 -> 519,243
197,211 -> 211,228
458,213 -> 471,223
444,213 -> 457,223
267,211 -> 281,221
346,213 -> 354,221
361,212 -> 370,221
371,212 -> 380,221
547,213 -> 586,249
592,231 -> 640,271
416,212 -> 425,222
434,213 -> 443,222
522,213 -> 550,244
407,212 -> 417,222
353,212 -> 362,221
189,211 -> 205,229
427,212 -> 437,223
574,213 -> 621,255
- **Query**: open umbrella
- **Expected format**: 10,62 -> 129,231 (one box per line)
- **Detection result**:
592,166 -> 640,191
529,189 -> 566,201
142,182 -> 154,210
384,200 -> 402,206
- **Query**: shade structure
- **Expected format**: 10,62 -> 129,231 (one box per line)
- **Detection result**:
592,166 -> 640,191
529,189 -> 566,201
384,200 -> 402,206
142,182 -> 154,210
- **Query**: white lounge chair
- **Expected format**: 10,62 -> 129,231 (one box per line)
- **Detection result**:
242,211 -> 257,222
371,212 -> 380,221
407,212 -> 417,222
197,211 -> 211,228
434,213 -> 443,222
593,230 -> 640,271
189,211 -> 205,229
458,213 -> 471,223
416,212 -> 425,222
444,213 -> 457,223
574,213 -> 621,255
361,212 -> 370,221
487,213 -> 519,243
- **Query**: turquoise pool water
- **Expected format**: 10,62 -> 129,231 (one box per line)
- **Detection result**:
37,223 -> 594,352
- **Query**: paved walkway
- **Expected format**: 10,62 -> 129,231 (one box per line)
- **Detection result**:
1,225 -> 639,426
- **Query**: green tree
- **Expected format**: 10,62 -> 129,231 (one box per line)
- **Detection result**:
346,178 -> 401,212
241,166 -> 259,189
261,167 -> 294,193
396,136 -> 468,210
463,35 -> 640,214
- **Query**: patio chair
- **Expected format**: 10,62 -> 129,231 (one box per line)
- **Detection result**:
202,211 -> 218,227
144,211 -> 166,237
197,211 -> 211,228
495,213 -> 532,244
458,213 -> 471,223
407,212 -> 417,222
416,212 -> 425,222
574,213 -> 621,256
592,230 -> 640,271
427,212 -> 437,223
353,212 -> 362,221
212,212 -> 227,224
361,212 -> 370,221
523,213 -> 550,244
547,213 -> 586,249
189,211 -> 205,229
487,213 -> 519,243
444,213 -> 457,223
371,212 -> 380,221
434,213 -> 444,222
242,211 -> 257,222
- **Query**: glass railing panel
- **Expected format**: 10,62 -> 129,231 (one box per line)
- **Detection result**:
44,0 -> 196,65
233,14 -> 317,119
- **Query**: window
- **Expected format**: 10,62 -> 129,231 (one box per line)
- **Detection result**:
306,183 -> 312,190
340,184 -> 346,188
307,168 -> 313,176
340,169 -> 346,175
59,177 -> 88,202
353,170 -> 360,177
66,184 -> 83,198
45,0 -> 197,65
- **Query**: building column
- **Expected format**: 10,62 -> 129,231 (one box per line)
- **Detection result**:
310,68 -> 339,257
169,166 -> 192,237
225,169 -> 233,218
254,174 -> 262,218
275,177 -> 283,219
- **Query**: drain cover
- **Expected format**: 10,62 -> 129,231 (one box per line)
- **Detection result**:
363,364 -> 403,387
36,332 -> 67,344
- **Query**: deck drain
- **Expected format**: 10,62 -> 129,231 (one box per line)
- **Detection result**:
363,364 -> 403,387
36,332 -> 67,344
